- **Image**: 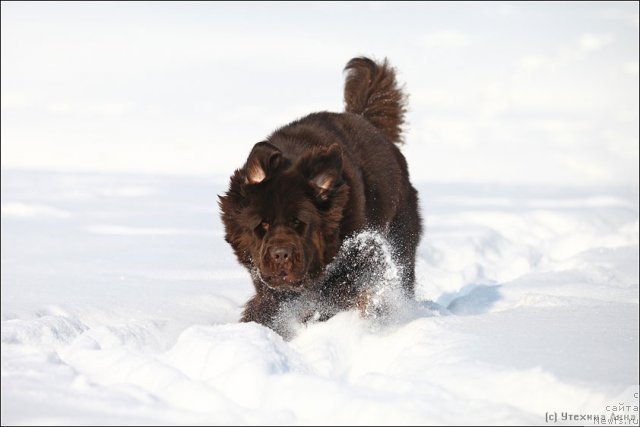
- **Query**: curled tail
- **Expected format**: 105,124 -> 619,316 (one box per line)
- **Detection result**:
343,57 -> 408,144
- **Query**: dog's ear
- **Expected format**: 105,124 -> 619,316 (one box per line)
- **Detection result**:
299,144 -> 343,202
243,142 -> 283,184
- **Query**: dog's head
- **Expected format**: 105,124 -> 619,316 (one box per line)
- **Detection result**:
219,142 -> 349,291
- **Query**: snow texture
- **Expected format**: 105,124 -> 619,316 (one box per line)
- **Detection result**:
2,170 -> 638,425
1,2 -> 638,425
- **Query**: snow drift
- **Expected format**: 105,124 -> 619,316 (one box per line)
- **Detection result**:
2,170 -> 637,425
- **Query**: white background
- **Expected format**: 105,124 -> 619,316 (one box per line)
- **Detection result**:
2,2 -> 638,425
2,1 -> 638,184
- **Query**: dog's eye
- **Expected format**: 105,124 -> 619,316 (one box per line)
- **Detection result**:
255,220 -> 270,237
291,217 -> 305,233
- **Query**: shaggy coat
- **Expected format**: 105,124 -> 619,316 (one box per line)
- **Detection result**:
219,57 -> 422,337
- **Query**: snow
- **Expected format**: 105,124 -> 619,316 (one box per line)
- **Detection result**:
2,170 -> 638,425
2,2 -> 639,425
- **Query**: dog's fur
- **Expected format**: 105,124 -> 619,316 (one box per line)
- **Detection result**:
219,57 -> 422,337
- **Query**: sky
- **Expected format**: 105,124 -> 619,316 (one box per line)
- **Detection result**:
1,1 -> 638,185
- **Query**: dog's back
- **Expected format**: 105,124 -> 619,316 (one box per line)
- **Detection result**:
265,57 -> 422,297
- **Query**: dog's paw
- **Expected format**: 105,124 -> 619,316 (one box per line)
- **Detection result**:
356,287 -> 387,319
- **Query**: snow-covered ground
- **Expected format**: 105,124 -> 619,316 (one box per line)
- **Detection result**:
2,169 -> 638,425
2,2 -> 639,425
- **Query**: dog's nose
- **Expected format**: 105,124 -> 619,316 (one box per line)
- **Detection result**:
270,246 -> 292,265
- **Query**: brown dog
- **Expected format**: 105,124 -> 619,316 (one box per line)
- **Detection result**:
219,57 -> 422,338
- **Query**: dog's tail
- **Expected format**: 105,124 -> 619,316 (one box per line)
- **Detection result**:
343,57 -> 407,144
